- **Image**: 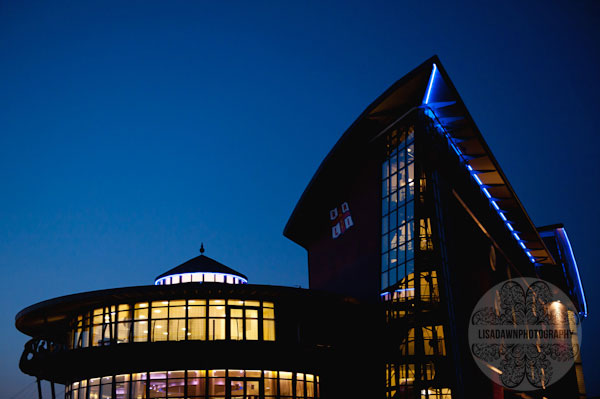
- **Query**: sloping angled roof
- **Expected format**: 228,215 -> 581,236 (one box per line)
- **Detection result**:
155,254 -> 248,281
284,55 -> 555,266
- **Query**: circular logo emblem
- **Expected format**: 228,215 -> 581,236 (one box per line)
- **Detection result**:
468,278 -> 582,391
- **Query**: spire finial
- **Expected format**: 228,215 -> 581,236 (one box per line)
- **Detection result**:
200,243 -> 205,255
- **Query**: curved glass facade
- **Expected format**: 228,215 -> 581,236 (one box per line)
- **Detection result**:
65,369 -> 319,399
70,299 -> 275,349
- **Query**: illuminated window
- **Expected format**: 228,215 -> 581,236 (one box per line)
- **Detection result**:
67,369 -> 318,399
399,328 -> 415,356
421,388 -> 452,399
419,271 -> 439,303
70,299 -> 276,347
422,325 -> 446,356
419,218 -> 434,251
382,126 -> 415,291
399,364 -> 415,385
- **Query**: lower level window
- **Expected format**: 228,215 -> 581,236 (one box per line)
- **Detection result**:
65,369 -> 319,399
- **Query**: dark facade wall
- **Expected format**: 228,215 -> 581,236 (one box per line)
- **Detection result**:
306,150 -> 382,303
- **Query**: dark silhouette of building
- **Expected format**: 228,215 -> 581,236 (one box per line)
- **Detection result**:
16,56 -> 587,399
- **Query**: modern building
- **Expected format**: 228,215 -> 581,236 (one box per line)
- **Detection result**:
283,56 -> 587,399
16,56 -> 587,399
17,247 -> 374,399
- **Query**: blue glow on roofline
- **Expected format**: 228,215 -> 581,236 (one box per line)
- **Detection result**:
422,103 -> 535,264
424,64 -> 438,105
556,228 -> 588,318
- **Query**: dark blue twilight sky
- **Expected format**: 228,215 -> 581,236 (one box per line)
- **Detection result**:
1,1 -> 599,397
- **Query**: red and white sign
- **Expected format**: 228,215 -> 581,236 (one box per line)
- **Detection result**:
330,202 -> 354,239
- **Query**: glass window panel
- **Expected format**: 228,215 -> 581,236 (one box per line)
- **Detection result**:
382,196 -> 389,217
263,320 -> 275,341
389,231 -> 397,250
89,385 -> 99,399
231,318 -> 243,340
230,308 -> 243,318
246,318 -> 259,340
382,159 -> 390,179
390,210 -> 397,230
390,174 -> 398,192
209,318 -> 226,340
407,201 -> 414,221
398,224 -> 406,246
382,272 -> 388,290
167,379 -> 185,397
390,266 -> 398,286
152,320 -> 168,341
134,308 -> 148,320
389,248 -> 397,267
208,378 -> 225,396
230,380 -> 243,398
390,155 -> 398,175
209,305 -> 226,318
188,306 -> 206,318
118,306 -> 131,322
133,321 -> 148,342
382,216 -> 389,235
279,379 -> 293,397
296,380 -> 305,398
228,299 -> 244,306
131,381 -> 146,399
245,300 -> 260,307
92,325 -> 102,347
186,377 -> 206,397
398,147 -> 406,168
263,308 -> 274,319
264,378 -> 277,397
391,191 -> 398,209
381,253 -> 389,272
153,307 -> 167,320
383,179 -> 389,197
188,300 -> 206,305
397,186 -> 406,204
189,318 -> 206,340
149,379 -> 166,399
382,234 -> 389,253
169,319 -> 186,341
169,306 -> 186,318
117,322 -> 130,343
100,383 -> 112,399
398,244 -> 406,264
245,309 -> 258,319
398,168 -> 406,188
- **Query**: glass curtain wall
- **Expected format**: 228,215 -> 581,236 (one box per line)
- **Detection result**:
381,117 -> 452,399
70,300 -> 275,348
65,369 -> 319,399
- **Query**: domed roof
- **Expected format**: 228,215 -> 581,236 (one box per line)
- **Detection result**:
155,252 -> 248,285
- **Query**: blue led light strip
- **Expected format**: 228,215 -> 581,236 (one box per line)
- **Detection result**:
557,228 -> 588,318
422,63 -> 535,263
424,64 -> 437,105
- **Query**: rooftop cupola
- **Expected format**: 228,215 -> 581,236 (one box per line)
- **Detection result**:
154,244 -> 248,285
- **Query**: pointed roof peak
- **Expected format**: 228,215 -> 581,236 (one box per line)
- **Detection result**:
154,250 -> 248,285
